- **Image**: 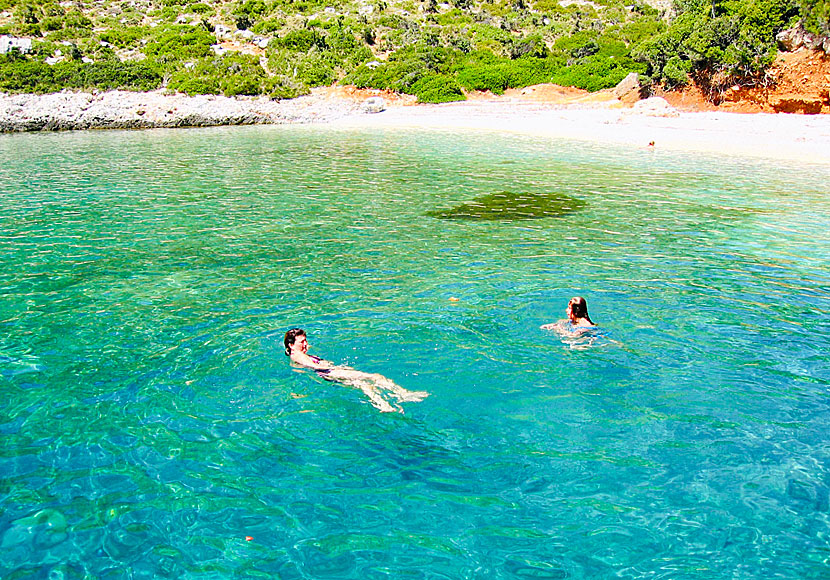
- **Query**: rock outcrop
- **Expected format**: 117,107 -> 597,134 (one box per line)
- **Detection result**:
629,96 -> 678,117
613,72 -> 642,104
360,96 -> 386,113
768,93 -> 825,114
776,24 -> 830,53
0,89 -> 368,132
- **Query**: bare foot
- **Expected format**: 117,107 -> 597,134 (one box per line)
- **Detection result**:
400,390 -> 429,403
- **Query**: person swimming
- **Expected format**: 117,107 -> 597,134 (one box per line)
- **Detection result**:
540,296 -> 596,332
284,328 -> 429,413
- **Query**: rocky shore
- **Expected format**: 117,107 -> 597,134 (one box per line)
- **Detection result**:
0,88 -> 378,132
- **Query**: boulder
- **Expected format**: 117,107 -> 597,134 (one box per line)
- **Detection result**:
721,84 -> 743,102
776,24 -> 824,52
769,93 -> 824,114
0,35 -> 33,54
613,72 -> 641,102
361,96 -> 386,113
631,96 -> 678,117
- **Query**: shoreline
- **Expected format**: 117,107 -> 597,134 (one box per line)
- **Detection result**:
330,101 -> 830,165
3,88 -> 830,164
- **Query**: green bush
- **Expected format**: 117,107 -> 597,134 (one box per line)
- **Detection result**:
662,55 -> 692,87
0,55 -> 163,92
501,57 -> 559,87
53,60 -> 163,90
144,25 -> 215,59
232,0 -> 267,29
168,53 -> 266,96
410,73 -> 466,102
99,26 -> 147,49
551,54 -> 646,91
0,56 -> 54,92
221,75 -> 261,96
276,28 -> 326,51
509,33 -> 549,58
799,0 -> 830,35
251,18 -> 284,34
263,75 -> 308,99
294,51 -> 337,85
63,10 -> 92,30
189,2 -> 212,14
456,65 -> 509,93
170,75 -> 220,95
619,17 -> 667,45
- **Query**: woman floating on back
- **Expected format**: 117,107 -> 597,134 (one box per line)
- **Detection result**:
284,328 -> 429,413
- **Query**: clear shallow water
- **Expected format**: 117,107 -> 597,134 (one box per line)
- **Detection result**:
1,125 -> 829,579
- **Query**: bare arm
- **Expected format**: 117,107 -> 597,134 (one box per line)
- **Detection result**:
290,351 -> 333,371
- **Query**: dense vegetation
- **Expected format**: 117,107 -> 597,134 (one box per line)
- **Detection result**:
0,0 -> 826,102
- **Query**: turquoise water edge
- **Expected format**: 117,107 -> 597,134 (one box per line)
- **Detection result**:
1,125 -> 829,579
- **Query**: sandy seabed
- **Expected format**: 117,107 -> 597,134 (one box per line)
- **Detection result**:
329,100 -> 830,165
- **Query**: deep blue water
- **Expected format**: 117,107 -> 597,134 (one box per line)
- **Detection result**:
1,125 -> 829,579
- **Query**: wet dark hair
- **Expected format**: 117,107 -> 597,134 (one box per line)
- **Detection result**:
569,297 -> 594,324
284,328 -> 306,356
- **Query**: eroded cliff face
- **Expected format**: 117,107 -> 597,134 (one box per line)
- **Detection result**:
656,49 -> 830,115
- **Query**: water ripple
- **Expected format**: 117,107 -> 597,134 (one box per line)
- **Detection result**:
1,127 -> 829,578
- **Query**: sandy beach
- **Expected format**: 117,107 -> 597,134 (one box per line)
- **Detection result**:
330,99 -> 830,165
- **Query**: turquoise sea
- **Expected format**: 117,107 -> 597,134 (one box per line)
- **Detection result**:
1,125 -> 829,579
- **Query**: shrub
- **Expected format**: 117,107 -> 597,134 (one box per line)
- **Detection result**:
509,33 -> 549,59
221,75 -> 261,96
54,60 -> 163,90
456,65 -> 509,93
799,0 -> 830,36
294,51 -> 337,86
251,18 -> 283,34
170,75 -> 220,95
276,28 -> 326,51
0,56 -> 54,92
144,25 -> 214,59
63,10 -> 92,30
501,57 -> 559,87
99,26 -> 147,49
619,17 -> 667,45
0,55 -> 163,92
263,75 -> 308,99
662,55 -> 692,87
410,73 -> 466,102
232,0 -> 267,29
168,53 -> 266,96
551,54 -> 646,91
189,2 -> 212,14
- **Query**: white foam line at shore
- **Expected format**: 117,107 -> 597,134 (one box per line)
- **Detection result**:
330,102 -> 830,165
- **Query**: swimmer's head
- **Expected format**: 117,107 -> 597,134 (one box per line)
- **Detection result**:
567,297 -> 593,324
284,328 -> 306,356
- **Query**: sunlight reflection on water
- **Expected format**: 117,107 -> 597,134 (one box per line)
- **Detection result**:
1,125 -> 829,579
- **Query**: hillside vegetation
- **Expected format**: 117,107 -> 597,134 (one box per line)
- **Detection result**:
0,0 -> 827,101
